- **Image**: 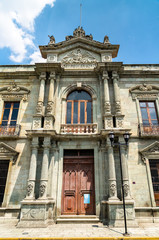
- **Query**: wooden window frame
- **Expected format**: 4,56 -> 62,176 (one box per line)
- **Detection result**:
140,101 -> 158,126
66,94 -> 92,125
0,102 -> 20,126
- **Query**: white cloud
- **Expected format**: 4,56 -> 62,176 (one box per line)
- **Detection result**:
30,49 -> 46,64
0,0 -> 56,63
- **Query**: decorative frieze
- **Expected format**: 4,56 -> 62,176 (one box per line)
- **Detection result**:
129,83 -> 159,100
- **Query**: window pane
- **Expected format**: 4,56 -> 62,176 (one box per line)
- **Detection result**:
66,102 -> 72,124
140,102 -> 146,107
148,102 -> 155,107
141,108 -> 148,119
11,109 -> 19,120
87,102 -> 92,123
2,109 -> 10,121
80,102 -> 85,124
143,120 -> 149,126
151,120 -> 158,125
67,90 -> 91,100
1,121 -> 8,126
10,121 -> 16,126
13,102 -> 20,108
4,103 -> 11,108
73,102 -> 78,124
149,108 -> 157,120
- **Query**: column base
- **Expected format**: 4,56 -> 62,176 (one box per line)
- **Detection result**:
17,199 -> 55,228
102,199 -> 138,227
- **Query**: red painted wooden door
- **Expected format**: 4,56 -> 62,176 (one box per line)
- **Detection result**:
61,155 -> 95,215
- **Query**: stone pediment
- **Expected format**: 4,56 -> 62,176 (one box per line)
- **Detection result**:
61,48 -> 97,69
0,83 -> 30,101
0,142 -> 19,164
140,141 -> 159,163
129,83 -> 159,100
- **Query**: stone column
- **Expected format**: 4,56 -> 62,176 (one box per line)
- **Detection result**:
36,72 -> 46,115
39,136 -> 51,199
44,72 -> 56,129
32,72 -> 46,130
112,71 -> 125,128
120,144 -> 131,199
107,144 -> 118,200
26,137 -> 38,199
103,71 -> 113,128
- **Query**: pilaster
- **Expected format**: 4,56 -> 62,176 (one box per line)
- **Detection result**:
103,71 -> 113,128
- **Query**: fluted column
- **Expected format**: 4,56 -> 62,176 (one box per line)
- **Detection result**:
39,137 -> 51,199
107,144 -> 118,200
120,144 -> 131,199
26,137 -> 38,199
36,72 -> 46,115
112,71 -> 121,114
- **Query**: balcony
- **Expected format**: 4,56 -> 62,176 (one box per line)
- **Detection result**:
0,124 -> 21,137
61,124 -> 97,134
139,123 -> 159,137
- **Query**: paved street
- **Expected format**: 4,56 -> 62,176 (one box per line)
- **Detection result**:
0,220 -> 159,238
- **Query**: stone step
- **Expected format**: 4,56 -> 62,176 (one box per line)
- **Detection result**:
56,215 -> 99,224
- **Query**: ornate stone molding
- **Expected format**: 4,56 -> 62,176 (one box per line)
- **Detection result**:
36,101 -> 43,115
0,83 -> 30,101
129,83 -> 159,100
61,48 -> 97,69
65,26 -> 93,41
140,141 -> 159,164
0,142 -> 19,164
39,181 -> 47,198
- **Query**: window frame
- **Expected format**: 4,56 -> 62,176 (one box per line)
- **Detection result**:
0,102 -> 20,126
66,90 -> 92,125
139,101 -> 158,126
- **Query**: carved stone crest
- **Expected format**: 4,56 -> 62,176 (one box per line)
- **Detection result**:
27,182 -> 34,197
109,183 -> 116,197
36,101 -> 43,114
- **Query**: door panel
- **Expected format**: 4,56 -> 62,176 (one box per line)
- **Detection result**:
62,155 -> 95,215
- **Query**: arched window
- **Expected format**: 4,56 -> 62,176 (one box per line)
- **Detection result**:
66,90 -> 92,124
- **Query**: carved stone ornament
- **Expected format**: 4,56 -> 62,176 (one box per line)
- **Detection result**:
36,101 -> 43,114
109,183 -> 116,197
0,83 -> 30,101
102,54 -> 112,62
27,182 -> 34,196
104,101 -> 111,113
104,117 -> 113,128
129,83 -> 159,100
115,101 -> 121,113
44,116 -> 53,129
65,26 -> 93,41
116,116 -> 124,128
140,141 -> 159,164
39,182 -> 46,197
123,183 -> 129,197
0,142 -> 19,164
104,35 -> 110,44
46,101 -> 54,114
61,49 -> 97,69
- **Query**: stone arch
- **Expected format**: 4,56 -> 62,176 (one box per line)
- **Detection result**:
61,83 -> 97,101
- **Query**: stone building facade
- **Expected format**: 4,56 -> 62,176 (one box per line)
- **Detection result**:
0,27 -> 159,227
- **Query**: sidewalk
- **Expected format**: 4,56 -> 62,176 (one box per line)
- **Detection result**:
0,221 -> 159,238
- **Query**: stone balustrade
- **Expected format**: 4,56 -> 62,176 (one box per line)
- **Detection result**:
61,124 -> 97,134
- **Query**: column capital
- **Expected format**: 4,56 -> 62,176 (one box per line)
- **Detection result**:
112,71 -> 119,80
39,72 -> 46,81
102,70 -> 109,80
49,71 -> 56,81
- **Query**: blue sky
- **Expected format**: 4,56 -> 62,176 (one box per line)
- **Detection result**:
0,0 -> 159,65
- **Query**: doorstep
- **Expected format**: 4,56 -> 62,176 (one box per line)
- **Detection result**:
56,215 -> 99,224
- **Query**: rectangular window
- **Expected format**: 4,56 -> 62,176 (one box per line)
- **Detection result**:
0,160 -> 9,206
149,160 -> 159,206
1,102 -> 20,126
140,101 -> 158,126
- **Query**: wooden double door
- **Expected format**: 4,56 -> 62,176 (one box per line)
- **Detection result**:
61,151 -> 95,215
